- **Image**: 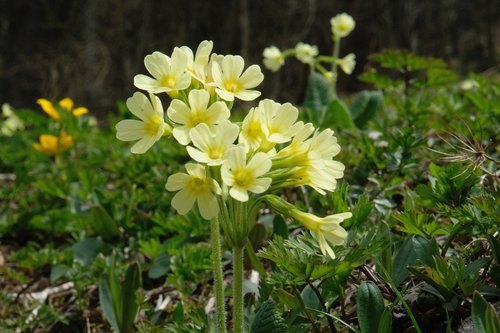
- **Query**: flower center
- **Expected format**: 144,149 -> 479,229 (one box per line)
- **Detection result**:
188,111 -> 209,127
233,168 -> 253,188
208,146 -> 224,160
145,116 -> 162,136
243,119 -> 263,142
160,75 -> 177,88
187,176 -> 210,194
224,80 -> 242,93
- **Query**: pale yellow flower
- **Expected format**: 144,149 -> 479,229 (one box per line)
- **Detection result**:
275,127 -> 344,193
1,104 -> 24,136
134,48 -> 191,95
37,98 -> 88,121
294,42 -> 318,65
115,92 -> 171,154
182,40 -> 214,83
212,55 -> 264,101
167,89 -> 230,145
290,209 -> 351,259
187,121 -> 239,165
336,53 -> 356,74
33,132 -> 73,155
165,163 -> 221,219
221,146 -> 272,201
330,13 -> 355,38
262,46 -> 284,72
239,99 -> 299,152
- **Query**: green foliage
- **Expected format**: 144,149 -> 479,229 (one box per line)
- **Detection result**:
99,262 -> 141,333
472,291 -> 500,333
357,282 -> 385,333
350,90 -> 384,129
250,300 -> 288,333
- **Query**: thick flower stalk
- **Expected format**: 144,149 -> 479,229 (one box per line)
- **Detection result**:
116,40 -> 352,333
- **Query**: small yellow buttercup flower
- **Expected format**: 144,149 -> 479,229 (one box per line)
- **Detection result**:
336,53 -> 356,74
262,46 -> 285,72
330,13 -> 355,38
294,42 -> 318,65
221,146 -> 272,202
134,48 -> 192,96
115,92 -> 171,154
212,55 -> 264,101
290,209 -> 351,259
166,163 -> 221,219
37,98 -> 88,121
33,132 -> 74,155
167,89 -> 230,145
187,121 -> 240,165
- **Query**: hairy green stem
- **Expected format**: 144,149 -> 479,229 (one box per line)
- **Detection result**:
232,246 -> 245,333
211,217 -> 226,333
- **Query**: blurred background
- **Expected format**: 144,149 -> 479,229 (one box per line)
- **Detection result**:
0,0 -> 498,115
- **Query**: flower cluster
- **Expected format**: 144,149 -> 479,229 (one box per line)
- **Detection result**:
262,13 -> 356,83
1,103 -> 24,136
33,97 -> 88,156
116,40 -> 351,258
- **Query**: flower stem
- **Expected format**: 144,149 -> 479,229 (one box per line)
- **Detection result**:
211,217 -> 227,333
232,246 -> 244,333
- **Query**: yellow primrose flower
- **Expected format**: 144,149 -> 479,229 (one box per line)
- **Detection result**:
239,99 -> 299,152
182,40 -> 214,83
336,53 -> 356,74
33,132 -> 73,155
37,98 -> 89,121
275,127 -> 344,193
134,48 -> 191,96
290,209 -> 351,259
330,13 -> 355,38
187,121 -> 239,165
262,46 -> 284,72
294,42 -> 318,65
166,163 -> 221,220
115,92 -> 171,154
167,89 -> 230,145
212,55 -> 264,101
221,146 -> 272,202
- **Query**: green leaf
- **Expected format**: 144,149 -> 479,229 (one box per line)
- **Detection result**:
50,264 -> 69,283
392,236 -> 437,286
325,99 -> 355,130
301,284 -> 321,311
272,215 -> 289,240
357,281 -> 384,333
350,91 -> 383,129
69,238 -> 102,265
91,205 -> 120,241
250,300 -> 288,333
148,252 -> 170,279
472,291 -> 500,333
121,263 -> 141,333
376,308 -> 393,333
344,194 -> 373,229
303,72 -> 331,114
99,274 -> 120,333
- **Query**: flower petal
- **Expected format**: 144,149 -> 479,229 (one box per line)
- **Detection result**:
116,119 -> 146,141
171,188 -> 196,215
